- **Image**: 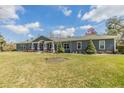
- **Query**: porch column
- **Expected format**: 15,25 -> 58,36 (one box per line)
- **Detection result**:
52,41 -> 55,53
31,42 -> 34,50
37,42 -> 40,51
43,41 -> 47,52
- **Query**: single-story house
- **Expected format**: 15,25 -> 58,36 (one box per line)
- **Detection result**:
16,35 -> 117,53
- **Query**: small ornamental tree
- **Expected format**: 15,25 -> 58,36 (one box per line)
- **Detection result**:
85,27 -> 97,35
56,42 -> 64,53
117,44 -> 124,54
85,40 -> 96,54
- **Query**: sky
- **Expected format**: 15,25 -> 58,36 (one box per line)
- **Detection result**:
0,5 -> 124,42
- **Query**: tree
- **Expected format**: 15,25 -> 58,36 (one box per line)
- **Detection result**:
85,27 -> 97,35
85,40 -> 96,54
0,34 -> 5,52
106,17 -> 124,35
3,42 -> 16,51
56,42 -> 64,53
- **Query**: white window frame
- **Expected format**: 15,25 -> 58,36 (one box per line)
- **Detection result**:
77,42 -> 82,50
63,43 -> 69,50
99,40 -> 105,50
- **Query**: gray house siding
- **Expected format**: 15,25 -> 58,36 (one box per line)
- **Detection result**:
60,39 -> 115,53
16,44 -> 24,51
16,44 -> 21,51
105,39 -> 114,51
61,41 -> 87,53
62,41 -> 71,53
70,41 -> 77,53
16,43 -> 32,51
70,41 -> 85,53
93,39 -> 114,52
16,35 -> 116,53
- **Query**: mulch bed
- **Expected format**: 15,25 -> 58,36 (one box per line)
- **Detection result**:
45,57 -> 69,62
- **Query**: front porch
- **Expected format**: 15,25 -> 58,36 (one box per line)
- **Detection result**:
31,41 -> 55,53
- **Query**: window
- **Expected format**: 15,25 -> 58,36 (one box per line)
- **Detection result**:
77,42 -> 82,49
99,40 -> 105,50
63,43 -> 69,49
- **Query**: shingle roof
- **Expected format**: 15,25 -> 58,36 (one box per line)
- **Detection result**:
16,38 -> 35,44
51,35 -> 117,42
32,36 -> 52,42
16,36 -> 52,44
17,35 -> 117,44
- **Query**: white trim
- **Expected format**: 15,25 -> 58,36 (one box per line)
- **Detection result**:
31,43 -> 34,50
63,42 -> 70,50
44,41 -> 53,43
99,40 -> 105,50
32,42 -> 38,43
77,41 -> 82,50
38,40 -> 44,43
37,42 -> 40,51
43,41 -> 47,50
52,41 -> 55,53
48,42 -> 52,49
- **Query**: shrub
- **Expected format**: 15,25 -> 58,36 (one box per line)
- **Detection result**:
117,45 -> 124,54
85,40 -> 96,54
56,42 -> 64,53
3,43 -> 16,51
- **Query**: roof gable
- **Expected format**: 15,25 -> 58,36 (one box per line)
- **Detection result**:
33,36 -> 52,42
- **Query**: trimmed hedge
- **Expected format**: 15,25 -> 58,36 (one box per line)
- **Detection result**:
117,45 -> 124,54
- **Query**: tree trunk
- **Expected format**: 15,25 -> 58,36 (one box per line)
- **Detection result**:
0,43 -> 3,52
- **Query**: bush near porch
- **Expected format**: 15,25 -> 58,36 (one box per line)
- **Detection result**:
56,42 -> 64,53
117,45 -> 124,54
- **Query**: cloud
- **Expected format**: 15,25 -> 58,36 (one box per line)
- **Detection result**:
0,5 -> 24,20
3,22 -> 42,34
82,5 -> 124,22
77,10 -> 83,18
25,22 -> 40,30
80,25 -> 93,30
28,34 -> 34,38
4,24 -> 29,34
58,25 -> 65,29
58,6 -> 72,16
51,27 -> 76,38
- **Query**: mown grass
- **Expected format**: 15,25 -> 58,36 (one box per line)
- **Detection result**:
0,52 -> 124,88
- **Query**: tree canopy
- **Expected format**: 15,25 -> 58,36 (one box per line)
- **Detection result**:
106,17 -> 124,35
0,34 -> 6,51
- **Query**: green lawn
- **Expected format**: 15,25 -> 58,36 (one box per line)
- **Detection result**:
0,52 -> 124,88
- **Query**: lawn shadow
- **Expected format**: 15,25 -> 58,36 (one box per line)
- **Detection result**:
45,57 -> 69,63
